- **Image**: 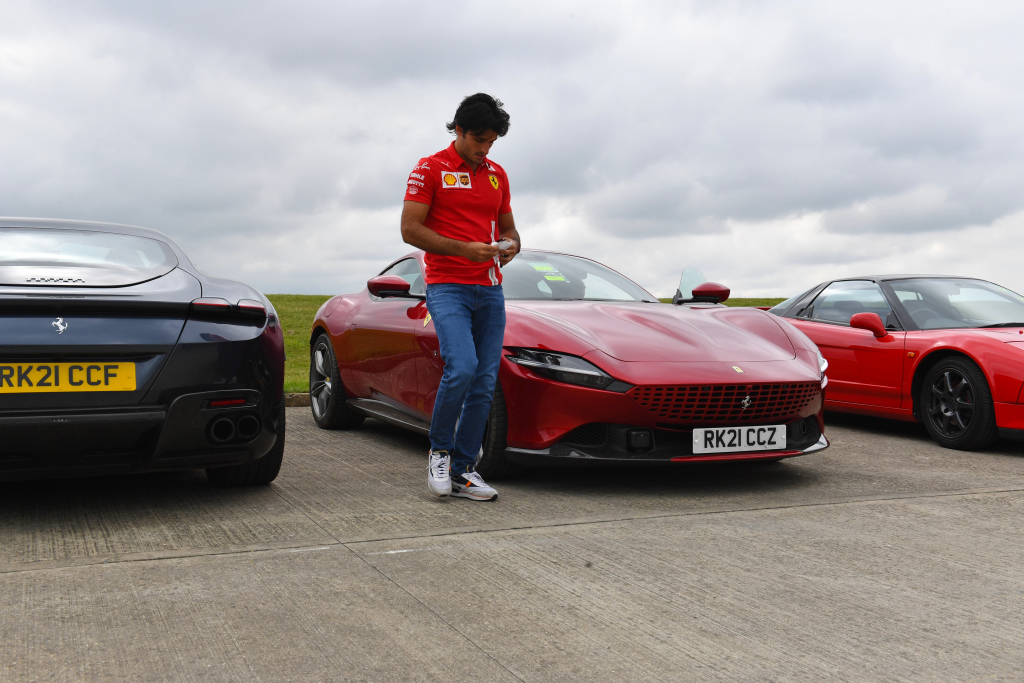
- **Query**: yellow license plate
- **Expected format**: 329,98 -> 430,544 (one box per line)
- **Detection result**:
0,362 -> 137,393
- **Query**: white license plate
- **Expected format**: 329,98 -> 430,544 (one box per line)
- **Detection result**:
692,425 -> 786,454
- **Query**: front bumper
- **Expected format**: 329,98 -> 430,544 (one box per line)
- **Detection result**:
0,389 -> 281,481
504,415 -> 828,467
499,355 -> 826,451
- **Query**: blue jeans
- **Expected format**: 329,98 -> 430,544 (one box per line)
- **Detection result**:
425,283 -> 506,476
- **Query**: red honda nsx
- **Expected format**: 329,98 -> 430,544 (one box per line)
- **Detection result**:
770,275 -> 1024,450
308,250 -> 828,477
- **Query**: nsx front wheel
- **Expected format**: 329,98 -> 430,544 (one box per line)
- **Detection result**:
309,333 -> 364,430
920,356 -> 998,450
475,382 -> 519,480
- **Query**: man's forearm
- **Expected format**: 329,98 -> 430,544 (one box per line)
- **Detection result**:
498,227 -> 521,246
402,221 -> 469,258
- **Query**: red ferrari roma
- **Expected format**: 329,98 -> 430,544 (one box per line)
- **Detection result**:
308,250 -> 828,476
770,275 -> 1024,450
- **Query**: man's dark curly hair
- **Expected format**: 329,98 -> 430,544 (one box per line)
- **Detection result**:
446,93 -> 510,137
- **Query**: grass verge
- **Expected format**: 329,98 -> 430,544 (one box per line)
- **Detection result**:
269,294 -> 789,394
657,297 -> 787,307
267,294 -> 333,393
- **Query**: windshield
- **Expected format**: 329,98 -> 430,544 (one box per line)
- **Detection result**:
0,228 -> 178,286
501,252 -> 656,302
889,278 -> 1024,329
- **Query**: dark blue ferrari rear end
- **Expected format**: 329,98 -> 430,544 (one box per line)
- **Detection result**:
0,219 -> 286,485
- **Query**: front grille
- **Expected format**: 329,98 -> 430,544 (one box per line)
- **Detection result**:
628,382 -> 820,424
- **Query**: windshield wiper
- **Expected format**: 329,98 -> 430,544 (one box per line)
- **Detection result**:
977,322 -> 1024,328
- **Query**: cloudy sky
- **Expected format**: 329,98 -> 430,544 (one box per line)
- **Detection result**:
2,0 -> 1023,298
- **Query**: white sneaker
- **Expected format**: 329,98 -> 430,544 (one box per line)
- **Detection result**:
427,450 -> 452,497
451,471 -> 497,501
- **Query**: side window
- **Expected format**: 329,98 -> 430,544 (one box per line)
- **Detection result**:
804,281 -> 897,327
379,258 -> 425,296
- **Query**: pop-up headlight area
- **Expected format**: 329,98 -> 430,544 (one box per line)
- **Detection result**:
505,348 -> 632,392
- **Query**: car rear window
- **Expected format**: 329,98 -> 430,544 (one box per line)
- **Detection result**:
0,228 -> 178,287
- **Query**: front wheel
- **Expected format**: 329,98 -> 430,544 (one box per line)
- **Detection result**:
309,333 -> 364,430
920,356 -> 998,450
474,382 -> 519,480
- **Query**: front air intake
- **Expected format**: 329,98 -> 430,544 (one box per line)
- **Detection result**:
628,382 -> 820,424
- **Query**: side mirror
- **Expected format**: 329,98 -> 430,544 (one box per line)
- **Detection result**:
850,312 -> 886,337
672,281 -> 730,305
367,275 -> 413,298
692,282 -> 730,304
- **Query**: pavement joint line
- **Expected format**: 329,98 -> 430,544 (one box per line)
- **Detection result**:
3,484 -> 1023,576
341,542 -> 528,683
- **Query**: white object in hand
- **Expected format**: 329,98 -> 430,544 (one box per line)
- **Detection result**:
497,239 -> 515,251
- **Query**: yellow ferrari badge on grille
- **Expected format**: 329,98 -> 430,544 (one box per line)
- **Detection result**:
732,366 -> 744,373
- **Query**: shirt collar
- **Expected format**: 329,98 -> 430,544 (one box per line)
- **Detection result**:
444,142 -> 489,171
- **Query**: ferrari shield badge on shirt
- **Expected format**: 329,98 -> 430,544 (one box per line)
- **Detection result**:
489,174 -> 500,190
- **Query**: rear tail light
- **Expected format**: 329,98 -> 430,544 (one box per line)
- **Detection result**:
190,298 -> 269,323
191,297 -> 232,311
237,299 -> 267,316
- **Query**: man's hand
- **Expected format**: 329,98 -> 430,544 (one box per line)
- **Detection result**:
498,240 -> 519,267
462,242 -> 500,262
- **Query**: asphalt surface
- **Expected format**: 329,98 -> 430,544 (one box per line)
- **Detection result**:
3,409 -> 1024,682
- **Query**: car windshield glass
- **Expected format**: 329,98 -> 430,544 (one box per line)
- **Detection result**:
890,278 -> 1024,330
0,228 -> 177,271
501,252 -> 656,302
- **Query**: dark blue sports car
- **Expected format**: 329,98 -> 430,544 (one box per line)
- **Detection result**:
0,218 -> 285,485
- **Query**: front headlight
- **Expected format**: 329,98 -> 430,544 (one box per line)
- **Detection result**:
816,348 -> 828,387
505,348 -> 614,389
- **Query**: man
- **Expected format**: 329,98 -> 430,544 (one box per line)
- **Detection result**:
400,93 -> 520,501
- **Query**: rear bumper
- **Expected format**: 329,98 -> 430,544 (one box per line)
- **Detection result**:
0,389 -> 281,481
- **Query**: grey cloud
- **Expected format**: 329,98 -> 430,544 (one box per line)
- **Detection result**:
2,0 -> 1024,296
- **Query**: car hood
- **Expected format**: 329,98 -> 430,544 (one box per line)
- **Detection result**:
506,301 -> 796,362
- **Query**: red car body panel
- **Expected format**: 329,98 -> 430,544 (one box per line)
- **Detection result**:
312,251 -> 829,464
781,280 -> 1024,434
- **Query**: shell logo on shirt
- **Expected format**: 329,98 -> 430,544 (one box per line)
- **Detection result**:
442,173 -> 458,187
489,175 -> 500,190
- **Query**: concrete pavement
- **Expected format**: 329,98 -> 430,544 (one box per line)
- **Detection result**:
2,409 -> 1023,681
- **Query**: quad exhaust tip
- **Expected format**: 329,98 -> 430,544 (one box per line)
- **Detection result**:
209,417 -> 236,444
236,415 -> 261,440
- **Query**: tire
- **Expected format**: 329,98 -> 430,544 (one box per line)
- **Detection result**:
309,333 -> 364,430
474,382 -> 519,480
919,356 -> 999,450
206,402 -> 285,487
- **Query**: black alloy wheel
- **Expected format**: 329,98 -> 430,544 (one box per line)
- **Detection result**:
309,333 -> 364,430
475,382 -> 519,479
920,356 -> 998,450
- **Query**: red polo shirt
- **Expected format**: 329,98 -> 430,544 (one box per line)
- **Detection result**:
404,142 -> 512,286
